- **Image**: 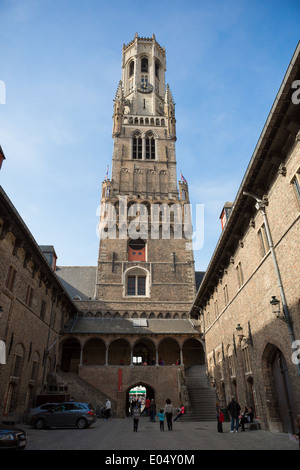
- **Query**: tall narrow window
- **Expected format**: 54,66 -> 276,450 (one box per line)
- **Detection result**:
6,266 -> 16,291
242,346 -> 252,373
25,285 -> 33,308
145,134 -> 155,159
236,262 -> 244,288
129,60 -> 134,77
223,284 -> 229,306
132,133 -> 142,159
155,60 -> 160,78
291,171 -> 300,205
141,57 -> 148,73
258,224 -> 270,256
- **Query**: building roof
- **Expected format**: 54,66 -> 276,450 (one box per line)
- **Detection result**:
0,186 -> 77,314
56,266 -> 97,301
190,41 -> 300,313
62,317 -> 200,335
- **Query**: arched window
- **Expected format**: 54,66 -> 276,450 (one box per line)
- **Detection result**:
145,133 -> 155,159
141,57 -> 148,73
125,267 -> 149,297
129,60 -> 134,77
132,133 -> 142,159
155,60 -> 160,78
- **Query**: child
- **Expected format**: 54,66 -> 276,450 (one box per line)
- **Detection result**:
157,408 -> 165,431
133,405 -> 140,432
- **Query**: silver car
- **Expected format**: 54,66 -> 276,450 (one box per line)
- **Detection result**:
30,402 -> 97,429
25,403 -> 58,424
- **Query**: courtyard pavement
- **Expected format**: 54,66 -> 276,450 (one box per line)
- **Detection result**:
24,415 -> 299,453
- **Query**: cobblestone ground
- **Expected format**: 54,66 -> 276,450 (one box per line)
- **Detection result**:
24,416 -> 299,451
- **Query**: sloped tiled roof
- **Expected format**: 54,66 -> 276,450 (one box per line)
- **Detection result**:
62,317 -> 199,335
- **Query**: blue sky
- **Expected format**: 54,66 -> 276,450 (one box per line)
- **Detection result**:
0,0 -> 299,271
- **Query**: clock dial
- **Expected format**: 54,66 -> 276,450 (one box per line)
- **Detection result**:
137,82 -> 153,93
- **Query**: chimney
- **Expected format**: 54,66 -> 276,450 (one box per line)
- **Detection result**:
0,146 -> 6,170
220,202 -> 233,230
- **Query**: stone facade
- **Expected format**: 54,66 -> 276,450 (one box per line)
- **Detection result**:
0,188 -> 77,418
190,43 -> 300,433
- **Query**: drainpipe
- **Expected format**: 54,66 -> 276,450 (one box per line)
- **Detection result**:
243,191 -> 300,375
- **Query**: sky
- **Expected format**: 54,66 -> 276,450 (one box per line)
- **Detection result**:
0,0 -> 299,272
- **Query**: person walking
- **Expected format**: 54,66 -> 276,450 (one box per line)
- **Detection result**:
227,396 -> 241,432
164,398 -> 173,431
105,398 -> 112,421
157,409 -> 165,432
149,398 -> 156,422
145,397 -> 151,416
133,405 -> 140,432
216,402 -> 224,433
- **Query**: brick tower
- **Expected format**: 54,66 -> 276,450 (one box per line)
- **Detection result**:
95,33 -> 196,315
58,35 -> 204,416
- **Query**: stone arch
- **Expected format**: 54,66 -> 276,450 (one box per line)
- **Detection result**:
182,338 -> 205,367
132,338 -> 156,365
108,338 -> 131,365
82,338 -> 106,365
158,337 -> 180,365
60,338 -> 81,372
125,381 -> 155,416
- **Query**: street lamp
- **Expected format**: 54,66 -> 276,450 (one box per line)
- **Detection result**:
270,296 -> 287,322
236,324 -> 252,345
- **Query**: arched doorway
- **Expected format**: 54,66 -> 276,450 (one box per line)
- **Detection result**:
126,382 -> 155,416
262,343 -> 296,433
271,348 -> 295,433
60,338 -> 81,372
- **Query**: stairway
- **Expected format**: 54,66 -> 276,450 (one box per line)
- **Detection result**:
184,365 -> 217,421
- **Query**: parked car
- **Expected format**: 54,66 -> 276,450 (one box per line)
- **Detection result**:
29,402 -> 97,429
24,403 -> 59,424
0,424 -> 27,450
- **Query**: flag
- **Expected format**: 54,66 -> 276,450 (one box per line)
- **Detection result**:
180,170 -> 187,183
104,165 -> 109,180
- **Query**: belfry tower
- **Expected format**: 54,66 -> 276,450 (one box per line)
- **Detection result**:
96,33 -> 196,313
59,35 -> 204,416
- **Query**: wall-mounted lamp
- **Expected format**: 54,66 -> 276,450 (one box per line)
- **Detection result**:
270,296 -> 287,322
0,306 -> 3,320
236,324 -> 252,345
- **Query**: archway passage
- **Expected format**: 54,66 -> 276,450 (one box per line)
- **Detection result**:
60,339 -> 81,372
182,338 -> 205,367
126,383 -> 155,416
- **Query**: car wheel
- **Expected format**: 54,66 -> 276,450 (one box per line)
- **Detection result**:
76,418 -> 88,429
35,418 -> 46,429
